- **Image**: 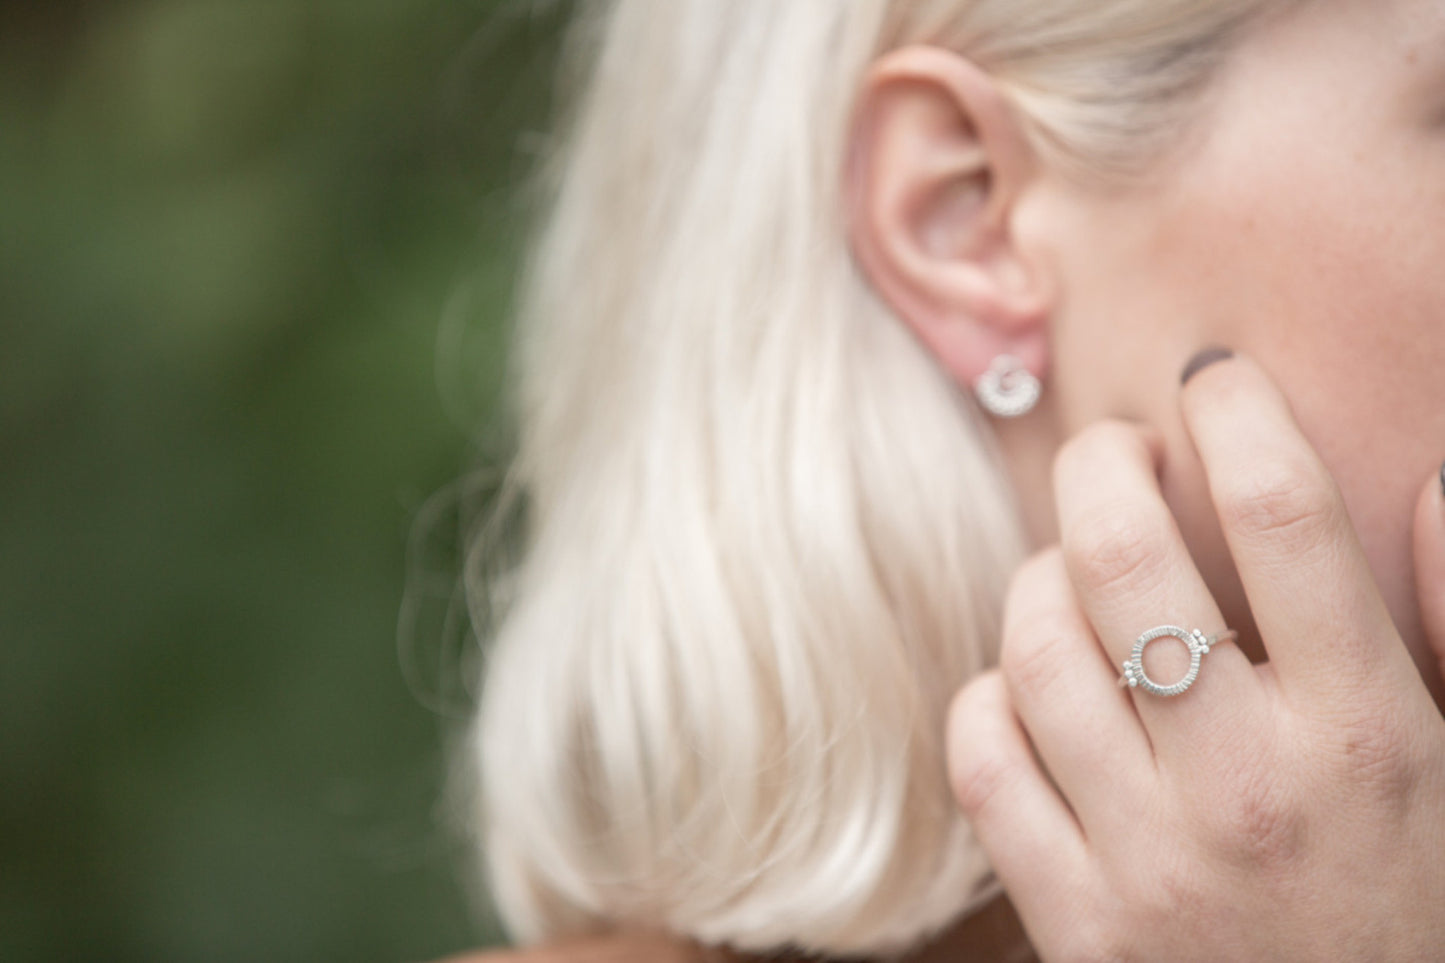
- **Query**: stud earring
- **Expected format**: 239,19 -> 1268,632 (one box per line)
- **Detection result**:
974,354 -> 1041,418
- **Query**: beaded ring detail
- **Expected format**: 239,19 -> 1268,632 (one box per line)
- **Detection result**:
1118,625 -> 1239,697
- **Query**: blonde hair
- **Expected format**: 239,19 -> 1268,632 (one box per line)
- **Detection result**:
465,0 -> 1280,956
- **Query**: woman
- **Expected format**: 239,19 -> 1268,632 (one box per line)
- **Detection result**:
459,0 -> 1445,959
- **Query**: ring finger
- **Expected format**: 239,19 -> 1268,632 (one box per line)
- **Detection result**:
1053,420 -> 1267,761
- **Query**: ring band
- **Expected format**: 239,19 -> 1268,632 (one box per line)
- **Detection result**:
1117,625 -> 1239,697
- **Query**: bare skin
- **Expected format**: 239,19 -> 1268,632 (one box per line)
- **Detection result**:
451,0 -> 1445,958
849,0 -> 1445,701
851,0 -> 1445,957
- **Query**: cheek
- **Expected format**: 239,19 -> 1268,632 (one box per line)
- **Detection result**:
1172,149 -> 1445,666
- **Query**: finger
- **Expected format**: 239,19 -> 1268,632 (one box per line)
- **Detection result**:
998,547 -> 1155,834
1053,420 -> 1265,758
947,671 -> 1090,934
1180,353 -> 1417,702
1412,462 -> 1445,704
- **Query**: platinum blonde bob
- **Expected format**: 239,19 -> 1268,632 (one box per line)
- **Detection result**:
465,0 -> 1283,955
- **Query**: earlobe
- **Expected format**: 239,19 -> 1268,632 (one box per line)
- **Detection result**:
846,45 -> 1053,392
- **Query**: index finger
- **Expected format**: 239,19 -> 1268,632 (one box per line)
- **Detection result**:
1179,353 -> 1416,703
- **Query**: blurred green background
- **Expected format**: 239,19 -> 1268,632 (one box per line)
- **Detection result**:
1,1 -> 569,959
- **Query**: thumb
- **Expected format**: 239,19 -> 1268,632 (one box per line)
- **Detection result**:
1412,461 -> 1445,701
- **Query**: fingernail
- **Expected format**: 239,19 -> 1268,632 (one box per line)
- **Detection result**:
1180,346 -> 1234,386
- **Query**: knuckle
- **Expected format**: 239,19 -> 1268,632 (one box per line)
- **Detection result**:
1318,702 -> 1422,807
1152,861 -> 1205,921
1215,460 -> 1340,551
1100,861 -> 1198,956
1064,504 -> 1172,597
1210,759 -> 1305,872
1147,846 -> 1210,921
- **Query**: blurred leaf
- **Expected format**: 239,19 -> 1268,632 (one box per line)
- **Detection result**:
0,1 -> 570,960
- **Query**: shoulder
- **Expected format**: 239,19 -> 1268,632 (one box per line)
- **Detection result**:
434,933 -> 742,963
438,893 -> 1036,963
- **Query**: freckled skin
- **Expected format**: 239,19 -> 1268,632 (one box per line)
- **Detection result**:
1005,0 -> 1445,704
462,3 -> 1445,960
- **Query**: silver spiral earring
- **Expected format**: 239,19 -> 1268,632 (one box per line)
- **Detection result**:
974,354 -> 1041,418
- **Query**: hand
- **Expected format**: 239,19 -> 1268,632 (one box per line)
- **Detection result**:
946,354 -> 1445,961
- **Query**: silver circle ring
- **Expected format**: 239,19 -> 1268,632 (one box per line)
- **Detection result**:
1117,625 -> 1239,698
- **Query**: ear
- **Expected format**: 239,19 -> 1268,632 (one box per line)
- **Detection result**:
846,45 -> 1053,391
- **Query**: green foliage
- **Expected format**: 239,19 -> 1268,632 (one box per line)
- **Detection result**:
0,2 -> 567,959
